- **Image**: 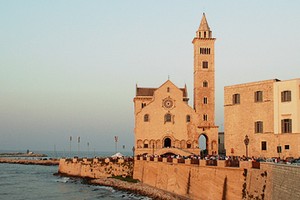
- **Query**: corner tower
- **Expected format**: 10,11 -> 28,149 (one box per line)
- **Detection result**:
193,13 -> 216,127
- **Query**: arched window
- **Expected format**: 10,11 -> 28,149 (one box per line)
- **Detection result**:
186,115 -> 191,122
144,114 -> 149,122
165,113 -> 172,123
203,81 -> 208,87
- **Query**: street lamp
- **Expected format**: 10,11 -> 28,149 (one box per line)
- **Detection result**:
132,146 -> 135,158
244,135 -> 249,158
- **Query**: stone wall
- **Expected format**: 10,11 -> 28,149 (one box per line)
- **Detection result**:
133,158 -> 300,200
58,158 -> 133,179
271,164 -> 300,199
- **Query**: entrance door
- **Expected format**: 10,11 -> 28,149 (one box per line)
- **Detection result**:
164,138 -> 171,148
199,134 -> 208,157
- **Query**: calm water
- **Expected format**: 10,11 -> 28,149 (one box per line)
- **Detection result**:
0,151 -> 150,200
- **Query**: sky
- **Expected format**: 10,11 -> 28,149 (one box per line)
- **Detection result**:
1,1 -> 300,152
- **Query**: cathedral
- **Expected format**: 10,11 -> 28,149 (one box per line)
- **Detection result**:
133,14 -> 218,156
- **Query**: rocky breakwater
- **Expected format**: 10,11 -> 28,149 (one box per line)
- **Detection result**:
0,158 -> 59,166
90,178 -> 189,200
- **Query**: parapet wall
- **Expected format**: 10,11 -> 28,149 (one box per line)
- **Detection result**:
58,158 -> 133,179
133,157 -> 300,200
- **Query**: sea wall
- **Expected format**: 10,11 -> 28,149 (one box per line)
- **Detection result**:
58,158 -> 133,178
133,157 -> 300,200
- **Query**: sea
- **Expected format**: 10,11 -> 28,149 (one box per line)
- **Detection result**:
0,151 -> 151,200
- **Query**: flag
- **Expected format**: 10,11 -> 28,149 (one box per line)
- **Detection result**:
114,136 -> 118,142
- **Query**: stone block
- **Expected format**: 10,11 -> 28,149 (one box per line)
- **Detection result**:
218,160 -> 226,167
185,159 -> 191,165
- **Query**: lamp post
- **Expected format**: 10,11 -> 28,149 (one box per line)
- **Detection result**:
77,136 -> 80,157
132,146 -> 135,158
244,135 -> 249,158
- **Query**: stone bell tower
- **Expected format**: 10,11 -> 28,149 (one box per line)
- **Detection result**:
192,13 -> 218,155
193,13 -> 216,127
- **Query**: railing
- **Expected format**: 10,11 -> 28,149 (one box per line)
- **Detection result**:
206,160 -> 217,166
252,161 -> 260,169
167,158 -> 173,163
178,158 -> 185,163
225,160 -> 240,167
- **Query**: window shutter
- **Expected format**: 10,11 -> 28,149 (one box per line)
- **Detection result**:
281,119 -> 284,133
289,119 -> 292,133
288,91 -> 291,101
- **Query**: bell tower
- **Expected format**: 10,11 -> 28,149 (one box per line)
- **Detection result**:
193,13 -> 216,127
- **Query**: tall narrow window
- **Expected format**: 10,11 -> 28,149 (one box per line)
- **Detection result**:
203,97 -> 208,104
186,115 -> 191,122
281,119 -> 292,133
281,90 -> 291,102
202,61 -> 208,69
254,91 -> 263,102
232,94 -> 240,104
203,81 -> 208,87
203,114 -> 208,121
165,113 -> 172,123
255,121 -> 263,133
204,32 -> 206,38
144,114 -> 149,122
261,141 -> 267,150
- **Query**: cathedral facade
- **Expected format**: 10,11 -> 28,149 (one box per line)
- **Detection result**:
133,14 -> 218,156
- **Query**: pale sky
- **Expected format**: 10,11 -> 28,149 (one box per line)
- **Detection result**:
1,1 -> 299,152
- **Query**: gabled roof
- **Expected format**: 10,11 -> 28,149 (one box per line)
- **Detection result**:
136,81 -> 188,98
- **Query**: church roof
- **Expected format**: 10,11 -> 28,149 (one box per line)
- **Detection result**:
136,87 -> 156,96
136,87 -> 188,97
198,13 -> 210,31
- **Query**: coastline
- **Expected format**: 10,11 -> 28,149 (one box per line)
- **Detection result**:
56,172 -> 189,200
0,158 -> 59,166
89,178 -> 189,200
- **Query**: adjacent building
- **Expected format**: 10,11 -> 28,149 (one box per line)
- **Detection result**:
224,78 -> 300,158
133,14 -> 218,156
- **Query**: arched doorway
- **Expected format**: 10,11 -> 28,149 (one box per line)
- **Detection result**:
199,134 -> 208,157
164,137 -> 171,148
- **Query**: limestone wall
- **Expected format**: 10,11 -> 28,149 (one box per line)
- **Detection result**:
134,158 -> 300,200
58,158 -> 133,179
270,164 -> 300,200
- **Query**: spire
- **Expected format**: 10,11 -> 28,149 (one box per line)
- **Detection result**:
198,13 -> 210,31
196,13 -> 212,39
